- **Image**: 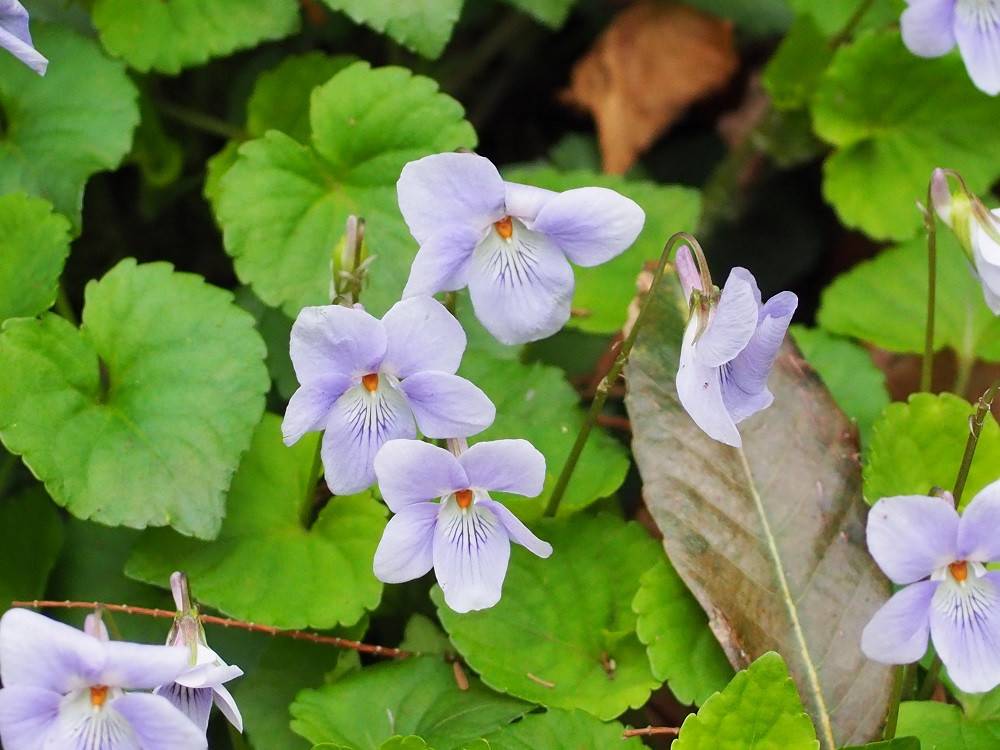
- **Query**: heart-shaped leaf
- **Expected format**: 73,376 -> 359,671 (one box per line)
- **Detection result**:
898,701 -> 1000,749
319,0 -> 463,58
0,489 -> 63,606
624,272 -> 893,748
483,708 -> 642,749
0,259 -> 267,539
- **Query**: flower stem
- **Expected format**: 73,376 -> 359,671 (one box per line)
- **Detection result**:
156,99 -> 247,141
828,0 -> 877,48
921,181 -> 938,393
916,655 -> 943,701
544,232 -> 704,517
883,663 -> 916,739
952,381 -> 999,505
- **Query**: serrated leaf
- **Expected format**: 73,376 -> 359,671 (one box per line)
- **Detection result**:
0,24 -> 139,229
503,0 -> 576,28
898,701 -> 1000,749
216,61 -> 476,318
0,489 -> 63,606
632,559 -> 733,706
502,166 -> 701,334
433,513 -> 662,720
0,259 -> 267,539
864,393 -> 1000,506
813,30 -> 1000,240
674,652 -> 819,749
790,326 -> 889,447
126,413 -> 385,628
484,708 -> 642,749
624,272 -> 892,748
817,231 -> 1000,362
321,0 -> 462,58
92,0 -> 300,74
763,15 -> 832,111
290,656 -> 530,749
0,194 -> 70,324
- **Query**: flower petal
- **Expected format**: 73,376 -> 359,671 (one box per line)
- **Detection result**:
99,642 -> 189,690
433,502 -> 511,613
289,305 -> 387,383
373,439 -> 467,511
321,384 -> 417,495
477,499 -> 552,558
399,371 -> 495,438
113,692 -> 209,750
0,2 -> 47,75
212,683 -> 243,732
930,571 -> 1000,693
867,495 -> 960,584
47,690 -> 144,750
695,269 -> 760,368
281,376 -> 352,446
0,609 -> 105,693
675,244 -> 703,302
676,320 -> 741,447
397,152 -> 505,244
402,224 -> 479,298
530,187 -> 644,267
457,439 -> 545,497
955,2 -> 1000,95
381,296 -> 467,378
958,478 -> 1000,561
901,0 -> 957,57
373,502 -> 440,583
154,683 -> 214,733
504,182 -> 556,222
0,685 -> 61,750
860,580 -> 937,665
467,220 -> 575,344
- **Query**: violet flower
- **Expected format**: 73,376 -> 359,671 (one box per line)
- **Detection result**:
0,1 -> 46,75
674,246 -> 797,448
396,152 -> 645,344
901,0 -> 1000,95
862,483 -> 1000,693
0,608 -> 206,750
154,573 -> 243,734
282,296 -> 495,495
372,438 -> 552,613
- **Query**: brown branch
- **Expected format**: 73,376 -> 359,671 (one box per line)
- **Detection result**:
623,725 -> 681,738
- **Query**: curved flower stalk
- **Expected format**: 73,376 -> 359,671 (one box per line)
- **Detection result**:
0,1 -> 46,75
862,482 -> 1000,693
902,0 -> 1000,95
0,608 -> 206,749
282,295 -> 495,495
373,438 -> 552,613
154,573 -> 243,734
397,151 -> 645,344
674,245 -> 797,447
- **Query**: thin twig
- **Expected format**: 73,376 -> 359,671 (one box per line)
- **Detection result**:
623,726 -> 681,738
921,179 -> 938,393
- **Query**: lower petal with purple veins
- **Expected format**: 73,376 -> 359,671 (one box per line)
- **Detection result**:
154,682 -> 214,734
861,579 -> 937,665
930,570 -> 1000,692
433,499 -> 511,613
955,0 -> 1000,95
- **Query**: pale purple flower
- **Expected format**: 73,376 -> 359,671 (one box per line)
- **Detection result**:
674,246 -> 797,448
0,608 -> 206,750
282,296 -> 495,495
397,152 -> 645,345
862,482 -> 1000,693
902,0 -> 1000,95
0,1 -> 46,75
372,438 -> 553,613
154,573 -> 243,734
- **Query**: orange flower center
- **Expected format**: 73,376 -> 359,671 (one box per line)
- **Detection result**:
494,216 -> 513,240
90,685 -> 109,708
949,560 -> 969,583
455,488 -> 474,509
361,372 -> 379,392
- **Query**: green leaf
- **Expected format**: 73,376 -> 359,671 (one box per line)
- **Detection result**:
0,489 -> 63,606
235,287 -> 298,399
786,0 -> 904,38
484,708 -> 642,749
632,559 -> 733,706
290,656 -> 530,749
0,24 -> 139,229
126,413 -> 385,628
458,343 -> 629,517
898,701 -> 1000,750
216,61 -> 476,318
790,326 -> 889,447
0,259 -> 267,539
840,739 -> 921,750
502,0 -> 576,28
674,652 -> 819,750
683,0 -> 793,37
92,0 -> 300,74
864,393 -> 1000,506
763,15 -> 832,111
379,739 -> 429,750
320,0 -> 462,58
0,194 -> 71,324
813,30 -> 1000,240
433,513 -> 662,720
502,166 -> 701,334
817,231 -> 1000,362
399,613 -> 453,656
624,271 -> 893,748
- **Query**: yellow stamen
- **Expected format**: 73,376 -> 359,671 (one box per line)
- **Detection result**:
950,560 -> 969,583
90,685 -> 109,708
494,216 -> 513,240
455,489 -> 473,509
362,373 -> 379,392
